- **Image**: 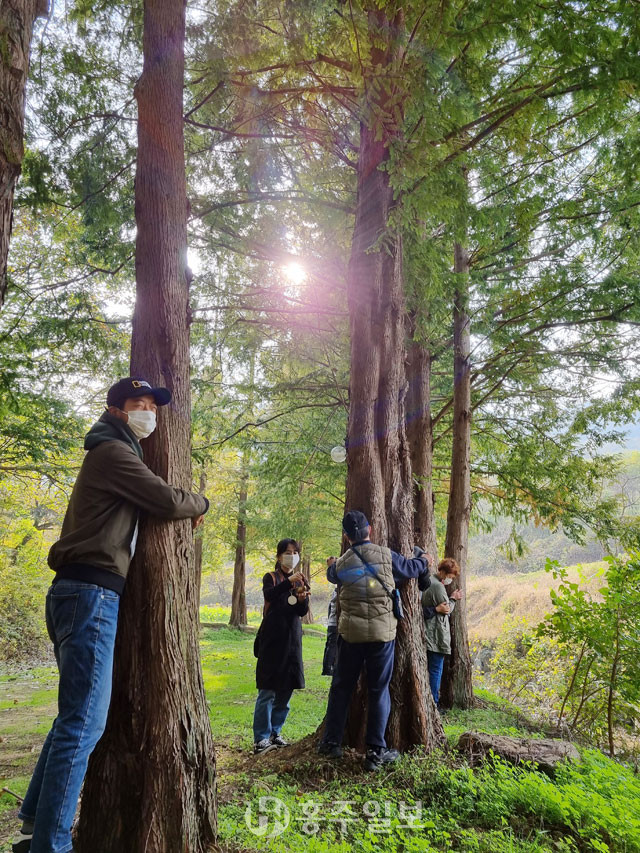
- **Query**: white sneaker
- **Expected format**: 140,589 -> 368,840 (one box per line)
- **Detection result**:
12,831 -> 33,853
254,738 -> 276,755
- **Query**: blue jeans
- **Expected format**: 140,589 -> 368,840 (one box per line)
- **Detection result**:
321,636 -> 395,749
19,581 -> 120,853
427,651 -> 446,705
253,688 -> 293,743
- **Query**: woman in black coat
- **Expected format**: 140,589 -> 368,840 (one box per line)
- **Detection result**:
253,538 -> 309,754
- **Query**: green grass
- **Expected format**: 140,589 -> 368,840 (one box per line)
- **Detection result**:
200,627 -> 330,748
200,604 -> 263,625
2,630 -> 639,853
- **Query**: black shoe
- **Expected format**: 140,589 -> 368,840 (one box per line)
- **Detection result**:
364,746 -> 400,771
317,741 -> 343,758
270,734 -> 289,747
12,832 -> 32,853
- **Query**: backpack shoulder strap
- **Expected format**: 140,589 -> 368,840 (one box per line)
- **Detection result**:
263,569 -> 283,616
351,545 -> 393,599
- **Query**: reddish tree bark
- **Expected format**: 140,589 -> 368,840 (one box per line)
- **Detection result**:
301,552 -> 313,624
406,330 -> 438,558
440,243 -> 474,710
229,467 -> 248,627
0,0 -> 48,307
77,1 -> 217,850
343,3 -> 444,753
194,470 -> 207,600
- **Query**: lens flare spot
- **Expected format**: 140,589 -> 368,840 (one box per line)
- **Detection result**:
282,261 -> 307,286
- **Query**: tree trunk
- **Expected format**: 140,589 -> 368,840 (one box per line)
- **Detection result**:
343,4 -> 444,753
0,0 -> 48,308
458,732 -> 580,775
440,243 -> 474,710
301,552 -> 313,624
229,467 -> 248,627
607,607 -> 621,757
194,470 -> 207,602
77,2 -> 217,850
406,329 -> 437,558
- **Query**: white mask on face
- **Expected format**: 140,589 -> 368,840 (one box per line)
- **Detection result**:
126,409 -> 157,440
281,553 -> 300,571
443,577 -> 453,586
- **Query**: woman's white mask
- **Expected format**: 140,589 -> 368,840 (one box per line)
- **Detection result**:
443,577 -> 453,586
127,409 -> 157,440
281,553 -> 300,571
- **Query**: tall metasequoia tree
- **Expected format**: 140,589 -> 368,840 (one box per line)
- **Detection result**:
229,461 -> 248,626
343,3 -> 444,752
406,326 -> 438,559
440,243 -> 474,709
0,0 -> 48,308
230,351 -> 256,627
194,470 -> 207,595
77,1 -> 217,850
301,551 -> 313,624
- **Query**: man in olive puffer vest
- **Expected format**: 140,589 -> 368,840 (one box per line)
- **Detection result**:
318,510 -> 431,771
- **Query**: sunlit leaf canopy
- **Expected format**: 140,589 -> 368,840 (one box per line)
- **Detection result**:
1,0 -> 639,574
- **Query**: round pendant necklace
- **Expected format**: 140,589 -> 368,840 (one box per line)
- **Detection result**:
287,594 -> 297,605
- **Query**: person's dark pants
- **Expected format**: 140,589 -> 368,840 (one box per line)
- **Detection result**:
427,650 -> 446,705
322,626 -> 338,675
321,636 -> 395,749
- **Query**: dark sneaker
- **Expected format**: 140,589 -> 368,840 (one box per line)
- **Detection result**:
317,741 -> 343,758
270,734 -> 289,747
254,738 -> 277,755
364,747 -> 400,771
12,832 -> 32,853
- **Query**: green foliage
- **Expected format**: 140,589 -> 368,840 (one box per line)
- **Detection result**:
0,472 -> 69,661
477,555 -> 640,756
0,481 -> 60,661
220,747 -> 640,853
539,553 -> 640,754
487,616 -> 567,715
0,542 -> 49,662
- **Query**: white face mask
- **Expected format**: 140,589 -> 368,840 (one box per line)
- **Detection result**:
443,577 -> 453,586
281,553 -> 300,571
126,409 -> 157,440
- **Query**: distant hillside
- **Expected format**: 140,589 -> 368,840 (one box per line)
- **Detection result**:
466,561 -> 606,645
467,520 -> 605,576
468,451 -> 640,575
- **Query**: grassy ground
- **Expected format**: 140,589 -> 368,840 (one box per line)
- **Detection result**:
2,628 -> 639,853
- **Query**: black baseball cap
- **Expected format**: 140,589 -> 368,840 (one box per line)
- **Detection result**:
342,510 -> 370,541
106,377 -> 172,409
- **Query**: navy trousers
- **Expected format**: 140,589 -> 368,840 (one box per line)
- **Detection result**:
322,635 -> 395,749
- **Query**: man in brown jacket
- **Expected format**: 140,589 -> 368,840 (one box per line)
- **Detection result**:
13,377 -> 208,853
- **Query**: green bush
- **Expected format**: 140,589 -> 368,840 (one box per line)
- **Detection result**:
0,521 -> 50,661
